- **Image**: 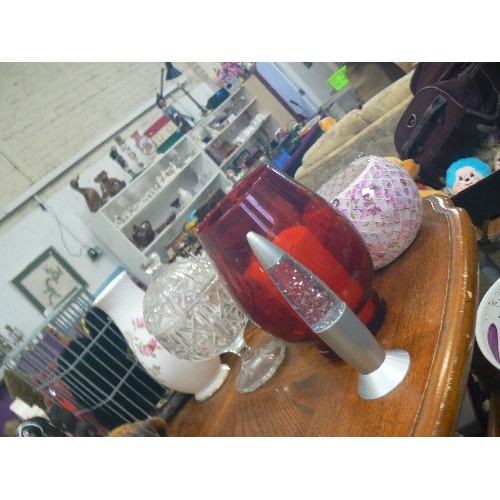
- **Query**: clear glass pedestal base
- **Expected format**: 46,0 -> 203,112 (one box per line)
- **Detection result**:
236,339 -> 287,394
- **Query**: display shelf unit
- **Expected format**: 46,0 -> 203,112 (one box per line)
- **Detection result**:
146,172 -> 227,257
190,86 -> 282,179
90,134 -> 231,284
86,82 -> 294,283
217,113 -> 272,171
190,88 -> 254,148
98,136 -> 200,228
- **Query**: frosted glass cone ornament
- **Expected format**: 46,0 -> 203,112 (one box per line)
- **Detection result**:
246,232 -> 411,400
317,155 -> 422,270
142,253 -> 286,394
93,270 -> 230,401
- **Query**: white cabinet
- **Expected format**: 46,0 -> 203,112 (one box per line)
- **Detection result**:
87,83 -> 291,284
191,86 -> 282,182
90,134 -> 231,284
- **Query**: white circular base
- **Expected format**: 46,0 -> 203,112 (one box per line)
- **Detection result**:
194,364 -> 230,402
357,349 -> 411,400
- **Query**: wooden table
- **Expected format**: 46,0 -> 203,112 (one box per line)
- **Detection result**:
167,196 -> 478,437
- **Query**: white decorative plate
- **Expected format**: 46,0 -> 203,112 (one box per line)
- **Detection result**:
475,277 -> 500,369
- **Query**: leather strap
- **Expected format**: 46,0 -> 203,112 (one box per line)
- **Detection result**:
401,94 -> 447,157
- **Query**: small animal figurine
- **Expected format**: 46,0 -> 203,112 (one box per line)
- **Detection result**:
94,170 -> 126,199
70,174 -> 103,212
445,157 -> 492,195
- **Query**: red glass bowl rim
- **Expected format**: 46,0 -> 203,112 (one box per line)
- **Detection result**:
197,164 -> 291,233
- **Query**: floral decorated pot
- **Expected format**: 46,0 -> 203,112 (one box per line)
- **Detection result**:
93,270 -> 229,401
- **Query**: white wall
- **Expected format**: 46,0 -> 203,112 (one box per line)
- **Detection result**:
0,182 -> 122,337
0,63 -> 221,341
0,81 -> 219,339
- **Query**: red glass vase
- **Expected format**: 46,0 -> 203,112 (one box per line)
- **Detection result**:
196,165 -> 386,358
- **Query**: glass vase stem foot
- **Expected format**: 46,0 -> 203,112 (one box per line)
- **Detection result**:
235,339 -> 287,394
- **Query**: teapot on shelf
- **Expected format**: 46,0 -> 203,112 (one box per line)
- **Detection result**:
132,220 -> 155,249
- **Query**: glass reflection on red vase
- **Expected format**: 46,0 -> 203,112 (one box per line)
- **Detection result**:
196,165 -> 386,359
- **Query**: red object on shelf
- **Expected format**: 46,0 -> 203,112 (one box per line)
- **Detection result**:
144,115 -> 170,138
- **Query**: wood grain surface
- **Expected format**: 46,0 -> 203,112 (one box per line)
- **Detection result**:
167,196 -> 478,437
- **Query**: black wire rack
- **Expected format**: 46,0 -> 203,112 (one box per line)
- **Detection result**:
3,287 -> 171,434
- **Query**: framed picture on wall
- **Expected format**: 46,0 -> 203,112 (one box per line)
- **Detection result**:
11,247 -> 87,314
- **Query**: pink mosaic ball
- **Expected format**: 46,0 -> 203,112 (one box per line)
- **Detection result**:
317,155 -> 422,270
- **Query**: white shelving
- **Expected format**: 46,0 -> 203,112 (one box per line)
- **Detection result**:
194,96 -> 258,149
191,86 -> 281,180
218,113 -> 271,170
87,83 -> 285,283
90,135 -> 229,284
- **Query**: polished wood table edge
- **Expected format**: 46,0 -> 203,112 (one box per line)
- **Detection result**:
166,195 -> 480,437
411,196 -> 478,436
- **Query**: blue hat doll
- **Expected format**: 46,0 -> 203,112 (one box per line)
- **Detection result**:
445,157 -> 492,195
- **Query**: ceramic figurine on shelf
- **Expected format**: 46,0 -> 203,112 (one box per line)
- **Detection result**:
109,146 -> 137,178
155,212 -> 176,234
132,220 -> 155,248
70,174 -> 103,213
115,135 -> 143,168
131,130 -> 156,156
94,171 -> 126,199
155,94 -> 194,132
178,187 -> 193,205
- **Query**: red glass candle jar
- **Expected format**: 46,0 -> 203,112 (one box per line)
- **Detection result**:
196,165 -> 386,358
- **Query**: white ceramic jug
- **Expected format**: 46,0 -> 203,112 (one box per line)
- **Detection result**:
93,270 -> 229,401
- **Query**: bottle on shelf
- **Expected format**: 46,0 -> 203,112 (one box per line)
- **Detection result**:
109,147 -> 138,179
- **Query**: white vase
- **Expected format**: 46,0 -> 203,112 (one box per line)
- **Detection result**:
93,270 -> 229,401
